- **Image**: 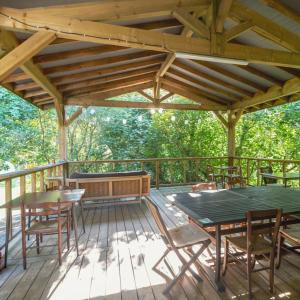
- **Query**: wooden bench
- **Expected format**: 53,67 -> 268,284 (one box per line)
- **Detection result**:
66,171 -> 150,205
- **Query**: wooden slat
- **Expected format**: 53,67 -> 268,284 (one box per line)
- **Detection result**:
0,31 -> 55,81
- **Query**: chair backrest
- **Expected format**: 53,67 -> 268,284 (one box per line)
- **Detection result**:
46,185 -> 73,191
246,209 -> 282,251
192,182 -> 217,192
20,198 -> 69,218
259,166 -> 273,174
206,165 -> 214,175
146,198 -> 174,247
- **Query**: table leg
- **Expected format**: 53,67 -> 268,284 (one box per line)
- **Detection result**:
215,224 -> 225,292
79,200 -> 85,233
4,208 -> 11,268
72,204 -> 79,256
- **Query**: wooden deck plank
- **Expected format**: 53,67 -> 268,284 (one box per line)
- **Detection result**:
1,186 -> 300,300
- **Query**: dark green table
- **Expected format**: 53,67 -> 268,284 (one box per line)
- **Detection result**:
170,186 -> 300,290
260,172 -> 300,187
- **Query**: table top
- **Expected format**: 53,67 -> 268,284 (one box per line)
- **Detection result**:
0,189 -> 85,209
260,172 -> 300,180
170,186 -> 300,227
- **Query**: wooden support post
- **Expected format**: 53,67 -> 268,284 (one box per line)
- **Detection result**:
40,170 -> 45,191
58,107 -> 67,161
227,119 -> 236,167
20,175 -> 26,195
155,160 -> 160,190
5,179 -> 12,238
31,173 -> 37,192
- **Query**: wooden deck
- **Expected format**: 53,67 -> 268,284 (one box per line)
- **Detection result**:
1,186 -> 300,300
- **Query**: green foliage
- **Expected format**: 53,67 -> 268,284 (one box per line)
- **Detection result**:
1,87 -> 299,172
0,88 -> 57,169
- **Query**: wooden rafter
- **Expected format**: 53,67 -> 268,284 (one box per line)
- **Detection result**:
215,0 -> 233,33
18,0 -> 206,22
173,60 -> 252,97
231,76 -> 300,110
2,9 -> 300,68
230,2 -> 300,53
138,90 -> 155,102
64,75 -> 155,98
166,69 -> 238,102
13,57 -> 164,87
225,21 -> 254,42
0,30 -> 64,123
0,31 -> 55,81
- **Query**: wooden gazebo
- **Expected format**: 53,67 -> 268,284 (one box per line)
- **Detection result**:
0,0 -> 300,162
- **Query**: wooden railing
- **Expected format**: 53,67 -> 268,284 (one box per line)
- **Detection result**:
0,162 -> 65,247
0,157 -> 299,249
67,156 -> 300,189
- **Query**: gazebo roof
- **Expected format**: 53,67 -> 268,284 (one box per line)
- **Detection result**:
1,0 -> 300,119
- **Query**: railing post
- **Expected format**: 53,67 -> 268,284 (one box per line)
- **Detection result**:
246,159 -> 250,185
155,160 -> 160,190
20,175 -> 26,195
183,160 -> 187,184
31,173 -> 37,192
40,170 -> 45,192
256,160 -> 261,186
5,179 -> 12,239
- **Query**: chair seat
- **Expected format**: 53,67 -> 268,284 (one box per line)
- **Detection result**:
281,228 -> 300,244
168,223 -> 210,248
227,235 -> 272,255
225,174 -> 242,178
27,218 -> 67,234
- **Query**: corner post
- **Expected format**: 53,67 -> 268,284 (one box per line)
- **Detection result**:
58,105 -> 67,161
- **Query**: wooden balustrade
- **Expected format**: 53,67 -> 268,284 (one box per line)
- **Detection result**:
0,157 -> 299,249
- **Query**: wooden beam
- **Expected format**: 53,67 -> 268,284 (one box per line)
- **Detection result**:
0,31 -> 55,81
231,76 -> 300,110
215,0 -> 233,33
0,30 -> 64,123
167,69 -> 237,103
138,90 -> 155,102
161,78 -> 228,110
172,8 -> 210,38
58,66 -> 159,93
66,82 -> 154,105
65,76 -> 155,98
213,111 -> 228,128
261,0 -> 300,24
225,21 -> 254,42
13,57 -> 163,87
159,92 -> 174,102
236,65 -> 283,86
65,106 -> 87,126
231,2 -> 300,53
173,60 -> 252,97
43,51 -> 161,76
18,0 -> 205,22
191,61 -> 265,92
3,9 -> 300,68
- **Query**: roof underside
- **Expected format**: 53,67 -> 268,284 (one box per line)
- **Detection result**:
1,0 -> 300,114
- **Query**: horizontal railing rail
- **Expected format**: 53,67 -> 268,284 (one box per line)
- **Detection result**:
0,156 -> 299,249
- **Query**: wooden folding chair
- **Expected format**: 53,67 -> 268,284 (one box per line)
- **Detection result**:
224,166 -> 245,189
146,197 -> 211,295
206,165 -> 223,184
223,209 -> 282,297
192,182 -> 217,192
20,198 -> 73,269
276,214 -> 300,268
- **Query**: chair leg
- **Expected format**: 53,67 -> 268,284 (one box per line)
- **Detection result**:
67,211 -> 71,251
21,227 -> 27,270
276,233 -> 283,269
36,234 -> 40,255
80,200 -> 86,233
58,221 -> 62,266
163,240 -> 209,295
222,238 -> 229,275
269,251 -> 275,294
247,253 -> 252,299
27,212 -> 31,241
153,249 -> 170,271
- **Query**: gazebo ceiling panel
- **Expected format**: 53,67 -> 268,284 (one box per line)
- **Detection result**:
240,0 -> 300,36
0,0 -> 300,113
